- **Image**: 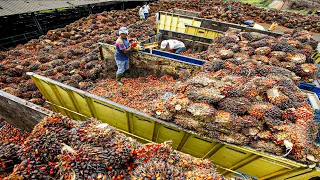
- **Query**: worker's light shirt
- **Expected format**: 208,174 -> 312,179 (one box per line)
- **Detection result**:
115,37 -> 130,61
139,7 -> 144,15
167,40 -> 185,50
143,5 -> 150,13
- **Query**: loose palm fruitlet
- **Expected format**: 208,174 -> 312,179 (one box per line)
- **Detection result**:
3,114 -> 227,179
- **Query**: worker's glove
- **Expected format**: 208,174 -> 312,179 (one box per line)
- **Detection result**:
130,42 -> 138,48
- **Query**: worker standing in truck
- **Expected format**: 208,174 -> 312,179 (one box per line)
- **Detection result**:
143,3 -> 150,20
160,40 -> 186,54
114,27 -> 132,85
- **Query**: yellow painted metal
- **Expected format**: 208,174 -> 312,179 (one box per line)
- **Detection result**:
157,11 -> 222,39
313,52 -> 320,64
158,11 -> 201,33
270,167 -> 320,180
27,70 -> 320,179
185,25 -> 223,39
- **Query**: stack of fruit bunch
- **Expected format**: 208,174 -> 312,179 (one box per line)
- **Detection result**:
3,114 -> 228,179
149,59 -> 320,163
0,122 -> 30,178
176,0 -> 320,33
0,1 -> 181,105
131,142 -> 225,179
194,28 -> 318,82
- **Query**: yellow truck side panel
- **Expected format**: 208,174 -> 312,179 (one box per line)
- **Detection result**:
185,25 -> 223,39
158,13 -> 201,33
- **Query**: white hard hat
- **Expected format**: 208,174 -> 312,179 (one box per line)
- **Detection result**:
119,27 -> 128,35
160,40 -> 168,49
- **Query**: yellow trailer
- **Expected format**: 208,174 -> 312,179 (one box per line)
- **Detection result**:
157,11 -> 223,39
27,43 -> 320,180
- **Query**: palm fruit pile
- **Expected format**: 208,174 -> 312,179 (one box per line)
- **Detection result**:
150,71 -> 320,163
89,55 -> 320,163
179,0 -> 320,33
171,0 -> 320,32
132,142 -> 224,179
0,1 -> 173,105
190,28 -> 318,82
2,114 -> 228,180
0,0 -> 319,105
0,122 -> 30,178
291,0 -> 319,11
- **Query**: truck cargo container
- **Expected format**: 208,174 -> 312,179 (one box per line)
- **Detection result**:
26,42 -> 320,179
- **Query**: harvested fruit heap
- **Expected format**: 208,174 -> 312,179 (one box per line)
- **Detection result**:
173,0 -> 320,33
0,0 -> 319,105
90,55 -> 320,163
152,64 -> 320,163
189,28 -> 318,82
2,114 -> 227,179
0,122 -> 30,178
0,1 -> 170,105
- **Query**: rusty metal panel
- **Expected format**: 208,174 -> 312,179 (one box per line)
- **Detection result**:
0,90 -> 52,131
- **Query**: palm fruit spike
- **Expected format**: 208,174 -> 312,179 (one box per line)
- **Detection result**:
240,82 -> 260,101
152,101 -> 173,121
187,87 -> 225,104
254,46 -> 271,56
285,53 -> 306,64
165,93 -> 190,114
223,61 -> 238,71
187,102 -> 216,121
239,46 -> 255,55
242,127 -> 260,136
186,72 -> 216,87
234,52 -> 249,61
251,55 -> 269,63
257,130 -> 273,140
250,141 -> 283,156
232,65 -> 256,77
269,51 -> 286,61
202,60 -> 224,72
218,97 -> 251,115
217,49 -> 234,59
266,87 -> 295,109
264,116 -> 284,129
249,103 -> 279,119
218,132 -> 249,145
214,110 -> 235,124
174,114 -> 200,131
294,63 -> 318,77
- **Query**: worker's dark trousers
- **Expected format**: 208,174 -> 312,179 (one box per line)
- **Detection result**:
175,47 -> 186,54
